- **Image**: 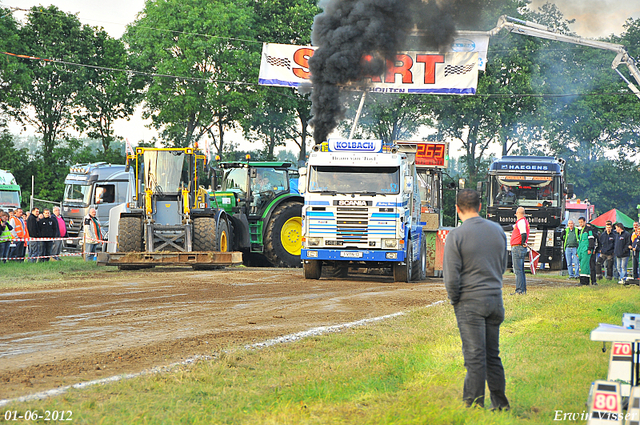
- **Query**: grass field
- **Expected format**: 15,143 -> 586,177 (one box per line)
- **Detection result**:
0,257 -> 102,288
2,278 -> 639,424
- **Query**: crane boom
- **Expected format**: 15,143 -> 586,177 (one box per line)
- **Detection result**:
489,15 -> 640,100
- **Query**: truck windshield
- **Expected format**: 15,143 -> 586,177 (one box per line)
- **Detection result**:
64,184 -> 92,206
565,210 -> 585,224
144,151 -> 185,193
489,175 -> 561,207
0,190 -> 20,208
308,166 -> 400,194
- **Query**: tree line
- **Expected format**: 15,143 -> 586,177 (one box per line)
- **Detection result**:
1,0 -> 639,219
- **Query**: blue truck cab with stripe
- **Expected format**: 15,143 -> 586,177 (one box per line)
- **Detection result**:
299,139 -> 428,282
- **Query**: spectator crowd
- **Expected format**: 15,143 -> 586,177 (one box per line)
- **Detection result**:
563,217 -> 640,285
0,206 -> 102,262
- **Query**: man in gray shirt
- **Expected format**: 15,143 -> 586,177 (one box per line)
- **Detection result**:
443,189 -> 510,410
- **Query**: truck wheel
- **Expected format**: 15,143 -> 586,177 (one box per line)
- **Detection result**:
393,240 -> 412,282
412,237 -> 427,281
193,217 -> 216,251
118,216 -> 143,252
264,203 -> 303,268
303,260 -> 322,279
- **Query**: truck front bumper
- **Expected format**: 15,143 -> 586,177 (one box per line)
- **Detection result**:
302,249 -> 405,262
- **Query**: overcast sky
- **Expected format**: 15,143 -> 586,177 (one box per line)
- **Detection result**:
529,0 -> 640,38
3,0 -> 640,152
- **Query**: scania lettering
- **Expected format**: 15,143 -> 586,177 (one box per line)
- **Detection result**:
300,139 -> 449,282
484,156 -> 568,270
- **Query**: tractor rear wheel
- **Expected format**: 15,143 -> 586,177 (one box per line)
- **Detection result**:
193,217 -> 217,251
118,216 -> 143,252
264,203 -> 303,268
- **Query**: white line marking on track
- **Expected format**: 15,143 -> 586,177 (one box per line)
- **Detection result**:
0,300 -> 445,407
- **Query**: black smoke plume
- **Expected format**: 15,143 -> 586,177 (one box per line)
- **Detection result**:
309,0 -> 483,144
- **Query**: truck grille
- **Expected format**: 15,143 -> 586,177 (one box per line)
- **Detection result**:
336,207 -> 368,243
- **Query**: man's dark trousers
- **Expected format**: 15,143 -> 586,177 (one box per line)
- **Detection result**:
453,293 -> 509,408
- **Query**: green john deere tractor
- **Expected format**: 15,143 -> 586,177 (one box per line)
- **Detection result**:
209,161 -> 303,268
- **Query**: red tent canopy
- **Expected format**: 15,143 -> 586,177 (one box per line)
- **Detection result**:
590,208 -> 636,228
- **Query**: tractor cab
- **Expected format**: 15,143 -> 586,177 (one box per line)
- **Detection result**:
209,160 -> 304,268
213,161 -> 293,217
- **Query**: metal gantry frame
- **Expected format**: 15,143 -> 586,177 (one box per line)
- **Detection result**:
490,15 -> 640,100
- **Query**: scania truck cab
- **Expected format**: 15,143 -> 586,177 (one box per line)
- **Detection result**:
300,139 -> 448,282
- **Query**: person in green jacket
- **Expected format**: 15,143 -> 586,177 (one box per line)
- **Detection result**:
577,217 -> 597,286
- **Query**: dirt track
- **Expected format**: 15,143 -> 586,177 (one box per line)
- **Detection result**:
0,267 -> 459,400
0,266 -> 568,401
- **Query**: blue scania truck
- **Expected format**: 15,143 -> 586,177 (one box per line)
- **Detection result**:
299,139 -> 449,282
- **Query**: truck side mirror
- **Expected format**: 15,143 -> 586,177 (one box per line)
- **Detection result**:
477,181 -> 485,192
403,175 -> 413,193
125,164 -> 130,173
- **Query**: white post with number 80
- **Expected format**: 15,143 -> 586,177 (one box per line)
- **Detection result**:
587,380 -> 623,425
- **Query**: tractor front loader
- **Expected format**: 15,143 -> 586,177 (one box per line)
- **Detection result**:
99,147 -> 241,270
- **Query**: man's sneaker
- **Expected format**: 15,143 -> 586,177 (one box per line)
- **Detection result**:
618,279 -> 625,285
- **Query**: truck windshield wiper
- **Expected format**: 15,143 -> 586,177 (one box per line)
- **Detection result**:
351,191 -> 379,196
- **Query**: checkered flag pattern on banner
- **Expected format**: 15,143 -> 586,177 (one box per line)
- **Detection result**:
444,64 -> 475,77
266,54 -> 291,70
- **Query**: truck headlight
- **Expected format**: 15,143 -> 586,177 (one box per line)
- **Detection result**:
382,238 -> 399,249
307,238 -> 322,247
307,251 -> 318,258
386,252 -> 398,260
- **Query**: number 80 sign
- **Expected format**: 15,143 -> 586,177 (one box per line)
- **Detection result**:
592,392 -> 619,412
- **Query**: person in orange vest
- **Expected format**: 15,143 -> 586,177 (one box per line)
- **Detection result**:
9,208 -> 27,261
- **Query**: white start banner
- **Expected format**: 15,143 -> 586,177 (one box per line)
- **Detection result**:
453,31 -> 490,71
258,43 -> 479,95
